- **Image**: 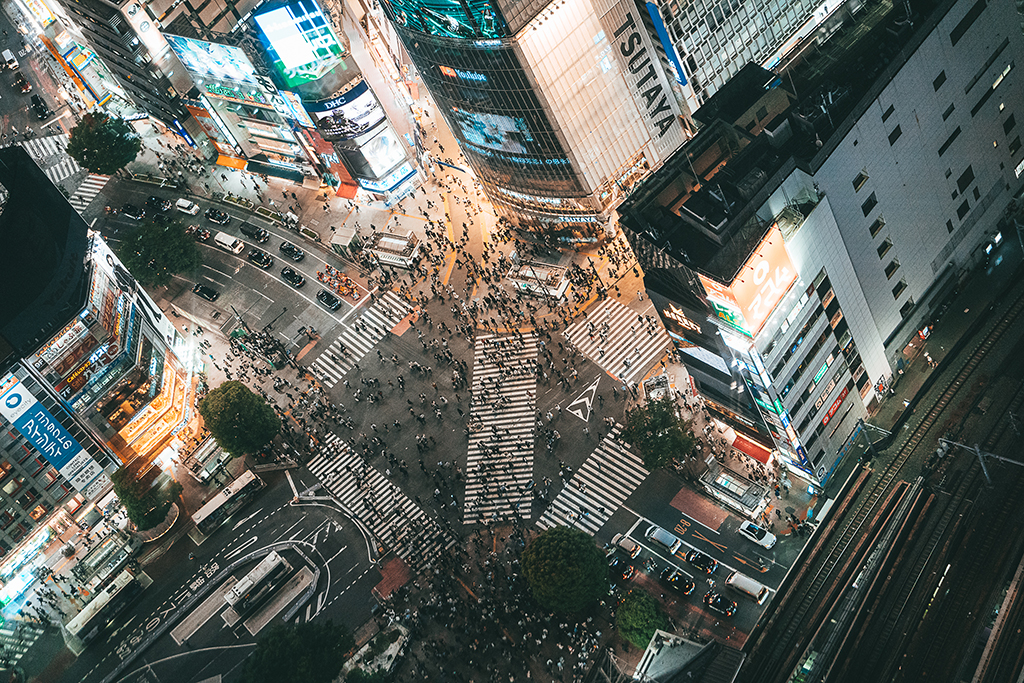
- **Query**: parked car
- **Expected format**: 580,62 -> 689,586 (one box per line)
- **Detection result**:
659,567 -> 696,595
608,557 -> 635,584
247,248 -> 273,269
645,525 -> 683,554
30,94 -> 51,120
146,196 -> 171,213
317,289 -> 341,310
121,204 -> 145,220
192,283 -> 219,301
703,592 -> 737,617
686,549 -> 718,575
738,521 -> 777,549
279,241 -> 305,261
239,223 -> 270,243
281,267 -> 305,288
13,71 -> 30,93
205,208 -> 230,225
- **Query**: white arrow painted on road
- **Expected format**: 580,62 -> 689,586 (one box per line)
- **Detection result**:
567,377 -> 600,422
232,509 -> 261,530
224,535 -> 260,560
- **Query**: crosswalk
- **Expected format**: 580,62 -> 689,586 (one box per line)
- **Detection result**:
536,426 -> 649,535
307,433 -> 454,569
563,298 -> 671,385
0,621 -> 44,666
463,333 -> 539,525
308,291 -> 413,388
17,133 -> 81,185
68,174 -> 111,213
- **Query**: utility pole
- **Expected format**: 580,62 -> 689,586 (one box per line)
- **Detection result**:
937,438 -> 1024,486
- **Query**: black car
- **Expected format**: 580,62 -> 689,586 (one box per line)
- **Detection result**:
248,248 -> 273,269
279,241 -> 305,261
686,550 -> 718,575
13,72 -> 30,93
146,196 -> 171,213
121,204 -> 145,220
30,95 -> 51,120
608,557 -> 635,584
281,267 -> 305,288
659,567 -> 696,595
703,592 -> 737,617
317,289 -> 341,311
205,208 -> 230,225
192,284 -> 219,301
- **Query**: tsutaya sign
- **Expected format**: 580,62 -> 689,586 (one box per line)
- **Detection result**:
598,0 -> 685,159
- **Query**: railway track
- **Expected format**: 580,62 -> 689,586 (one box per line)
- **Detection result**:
738,286 -> 1024,683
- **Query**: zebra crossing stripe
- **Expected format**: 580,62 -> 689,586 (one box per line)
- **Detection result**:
45,157 -> 80,184
18,133 -> 67,161
537,426 -> 649,535
309,292 -> 413,387
68,174 -> 111,212
563,298 -> 671,385
307,433 -> 453,568
463,333 -> 538,525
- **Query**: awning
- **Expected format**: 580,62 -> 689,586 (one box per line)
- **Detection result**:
216,155 -> 247,170
732,433 -> 773,464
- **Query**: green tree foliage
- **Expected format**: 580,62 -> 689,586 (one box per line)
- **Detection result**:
347,668 -> 390,683
115,219 -> 201,287
621,395 -> 697,470
616,590 -> 670,649
199,381 -> 280,457
66,112 -> 141,175
244,620 -> 355,683
110,468 -> 183,531
521,526 -> 607,613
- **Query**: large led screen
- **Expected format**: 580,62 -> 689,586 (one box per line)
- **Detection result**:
306,80 -> 386,140
254,0 -> 346,88
360,125 -> 406,177
165,35 -> 258,85
380,0 -> 505,39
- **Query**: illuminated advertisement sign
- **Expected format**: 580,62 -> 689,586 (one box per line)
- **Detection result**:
254,1 -> 346,89
165,35 -> 258,86
278,91 -> 316,128
360,125 -> 406,177
35,319 -> 90,365
359,162 -> 416,193
380,0 -> 505,39
698,273 -> 750,337
822,385 -> 850,426
306,80 -> 386,140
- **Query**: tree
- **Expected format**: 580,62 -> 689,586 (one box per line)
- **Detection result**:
115,219 -> 202,287
616,590 -> 670,649
66,112 -> 141,174
199,381 -> 280,457
621,395 -> 697,470
244,620 -> 354,683
347,669 -> 390,683
521,526 -> 607,613
110,468 -> 183,531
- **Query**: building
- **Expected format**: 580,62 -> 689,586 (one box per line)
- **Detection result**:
619,0 -> 1024,483
0,147 -> 197,600
377,0 -> 693,235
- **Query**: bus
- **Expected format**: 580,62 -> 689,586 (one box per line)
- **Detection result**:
65,570 -> 142,645
191,469 -> 264,535
224,551 -> 293,616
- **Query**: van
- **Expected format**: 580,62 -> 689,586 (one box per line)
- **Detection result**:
610,533 -> 642,559
214,231 -> 244,254
176,198 -> 200,215
725,571 -> 770,604
644,525 -> 682,555
239,223 -> 270,243
3,50 -> 18,70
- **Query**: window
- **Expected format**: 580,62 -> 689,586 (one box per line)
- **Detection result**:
947,219 -> 955,233
2,476 -> 23,496
1005,114 -> 1017,135
882,104 -> 895,122
892,279 -> 907,298
945,168 -> 953,178
852,171 -> 869,191
942,103 -> 955,121
877,238 -> 893,258
933,70 -> 946,91
939,127 -> 962,157
974,187 -> 981,200
884,259 -> 901,279
869,216 -> 886,237
1012,136 -> 1022,156
900,299 -> 916,318
888,125 -> 903,145
756,105 -> 768,121
861,192 -> 878,216
957,165 -> 975,192
950,0 -> 987,47
957,199 -> 971,219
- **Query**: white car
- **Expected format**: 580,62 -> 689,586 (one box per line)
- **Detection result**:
738,521 -> 777,549
176,198 -> 200,215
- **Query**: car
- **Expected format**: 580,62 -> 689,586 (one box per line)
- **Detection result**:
192,284 -> 219,301
194,228 -> 211,242
686,549 -> 718,575
317,289 -> 341,311
608,557 -> 635,584
281,267 -> 305,288
703,592 -> 737,617
239,223 -> 270,243
30,95 -> 51,120
645,525 -> 683,554
738,521 -> 777,549
176,198 -> 200,215
248,248 -> 273,269
121,204 -> 145,220
146,196 -> 171,213
12,72 -> 30,93
279,241 -> 305,261
205,208 -> 231,225
659,567 -> 696,595
610,533 -> 642,559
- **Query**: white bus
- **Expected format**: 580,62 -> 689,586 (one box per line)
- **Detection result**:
191,470 -> 264,535
65,570 -> 142,644
224,551 -> 293,615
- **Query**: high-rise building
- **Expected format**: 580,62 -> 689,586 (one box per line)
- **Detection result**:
378,0 -> 693,234
620,0 -> 1024,483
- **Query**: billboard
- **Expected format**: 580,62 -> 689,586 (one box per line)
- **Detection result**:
278,91 -> 316,128
165,35 -> 258,86
360,124 -> 406,177
254,1 -> 346,89
306,80 -> 386,140
380,0 -> 505,39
